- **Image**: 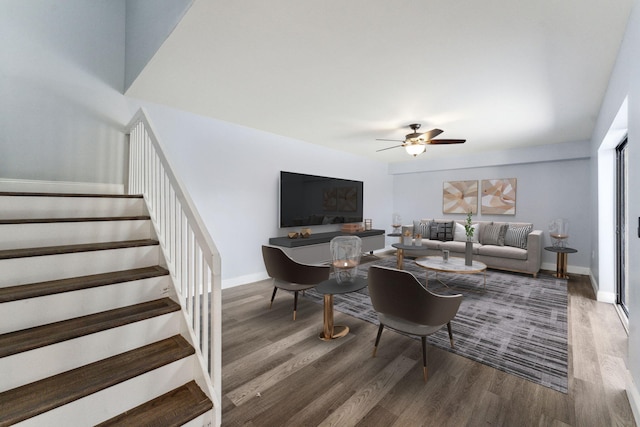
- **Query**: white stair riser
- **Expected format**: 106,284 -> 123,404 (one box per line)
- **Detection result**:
0,194 -> 215,424
0,220 -> 154,250
0,196 -> 146,219
16,355 -> 202,427
0,246 -> 163,287
0,312 -> 183,393
0,275 -> 173,334
182,413 -> 211,427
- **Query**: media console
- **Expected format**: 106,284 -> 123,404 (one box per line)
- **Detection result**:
268,229 -> 385,264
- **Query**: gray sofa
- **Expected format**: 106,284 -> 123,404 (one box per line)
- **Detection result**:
401,219 -> 542,277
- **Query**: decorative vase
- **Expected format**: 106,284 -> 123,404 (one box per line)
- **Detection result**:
549,218 -> 569,248
330,235 -> 362,283
465,241 -> 473,266
392,213 -> 402,234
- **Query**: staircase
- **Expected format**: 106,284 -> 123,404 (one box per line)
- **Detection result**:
0,192 -> 214,426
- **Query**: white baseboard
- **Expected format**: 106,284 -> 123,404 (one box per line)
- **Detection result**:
627,377 -> 640,426
222,272 -> 269,289
587,271 -> 617,304
596,290 -> 616,304
0,178 -> 124,195
540,262 -> 590,276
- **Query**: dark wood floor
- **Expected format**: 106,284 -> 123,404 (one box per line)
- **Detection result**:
221,265 -> 636,426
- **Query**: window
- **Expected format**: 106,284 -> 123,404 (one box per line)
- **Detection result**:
616,138 -> 628,316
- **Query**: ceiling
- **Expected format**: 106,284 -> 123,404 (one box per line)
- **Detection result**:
126,0 -> 633,163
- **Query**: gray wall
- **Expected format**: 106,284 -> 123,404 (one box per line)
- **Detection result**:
0,0 -> 129,185
391,144 -> 592,271
590,0 -> 640,414
124,0 -> 193,91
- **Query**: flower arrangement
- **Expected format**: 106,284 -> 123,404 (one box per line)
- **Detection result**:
464,211 -> 474,241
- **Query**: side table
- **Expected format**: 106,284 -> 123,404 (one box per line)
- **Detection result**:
315,277 -> 367,341
391,243 -> 431,269
544,246 -> 577,279
387,232 -> 402,243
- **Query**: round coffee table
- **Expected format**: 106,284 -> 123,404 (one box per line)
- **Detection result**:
415,256 -> 487,289
315,277 -> 367,341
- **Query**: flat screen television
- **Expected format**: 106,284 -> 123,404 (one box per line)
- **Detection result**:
279,171 -> 364,228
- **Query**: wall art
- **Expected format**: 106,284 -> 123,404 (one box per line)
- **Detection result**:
443,180 -> 478,214
481,178 -> 517,215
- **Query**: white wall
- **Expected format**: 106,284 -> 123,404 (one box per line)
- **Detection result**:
391,143 -> 592,272
0,0 -> 129,186
124,0 -> 193,91
128,101 -> 394,288
590,0 -> 640,420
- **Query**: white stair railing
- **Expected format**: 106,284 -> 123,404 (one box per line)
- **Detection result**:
126,108 -> 222,426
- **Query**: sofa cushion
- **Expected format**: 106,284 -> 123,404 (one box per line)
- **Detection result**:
412,220 -> 431,238
422,239 -> 442,249
430,220 -> 454,241
504,224 -> 533,249
476,221 -> 492,243
440,240 -> 481,254
481,223 -> 508,246
478,244 -> 528,260
453,222 -> 479,243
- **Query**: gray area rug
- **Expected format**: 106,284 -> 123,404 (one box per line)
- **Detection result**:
304,257 -> 568,393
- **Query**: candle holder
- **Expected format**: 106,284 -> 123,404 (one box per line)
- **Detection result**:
549,218 -> 569,248
330,236 -> 362,283
392,213 -> 402,234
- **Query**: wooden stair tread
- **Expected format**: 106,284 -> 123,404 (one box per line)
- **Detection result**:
0,298 -> 180,358
0,239 -> 159,260
0,266 -> 169,303
96,381 -> 212,427
0,192 -> 143,198
0,335 -> 194,426
0,216 -> 151,224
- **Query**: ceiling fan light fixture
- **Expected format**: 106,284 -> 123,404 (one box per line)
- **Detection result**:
374,124 -> 463,156
405,143 -> 425,157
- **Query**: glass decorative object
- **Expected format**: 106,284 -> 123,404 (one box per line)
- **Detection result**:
330,236 -> 362,283
392,213 -> 402,234
549,218 -> 569,248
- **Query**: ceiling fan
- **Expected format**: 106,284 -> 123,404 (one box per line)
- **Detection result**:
376,123 -> 466,157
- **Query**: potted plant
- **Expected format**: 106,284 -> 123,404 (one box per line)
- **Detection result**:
464,211 -> 474,266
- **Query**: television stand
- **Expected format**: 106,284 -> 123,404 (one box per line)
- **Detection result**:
268,229 -> 385,264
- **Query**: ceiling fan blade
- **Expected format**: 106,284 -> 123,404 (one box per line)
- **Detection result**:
421,128 -> 444,140
376,144 -> 404,152
427,139 -> 466,144
375,138 -> 404,142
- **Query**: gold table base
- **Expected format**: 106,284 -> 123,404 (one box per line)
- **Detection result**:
319,294 -> 350,340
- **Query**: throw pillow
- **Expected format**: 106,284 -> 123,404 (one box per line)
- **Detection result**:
504,224 -> 533,249
413,220 -> 431,238
454,222 -> 479,242
430,220 -> 454,241
481,223 -> 508,246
